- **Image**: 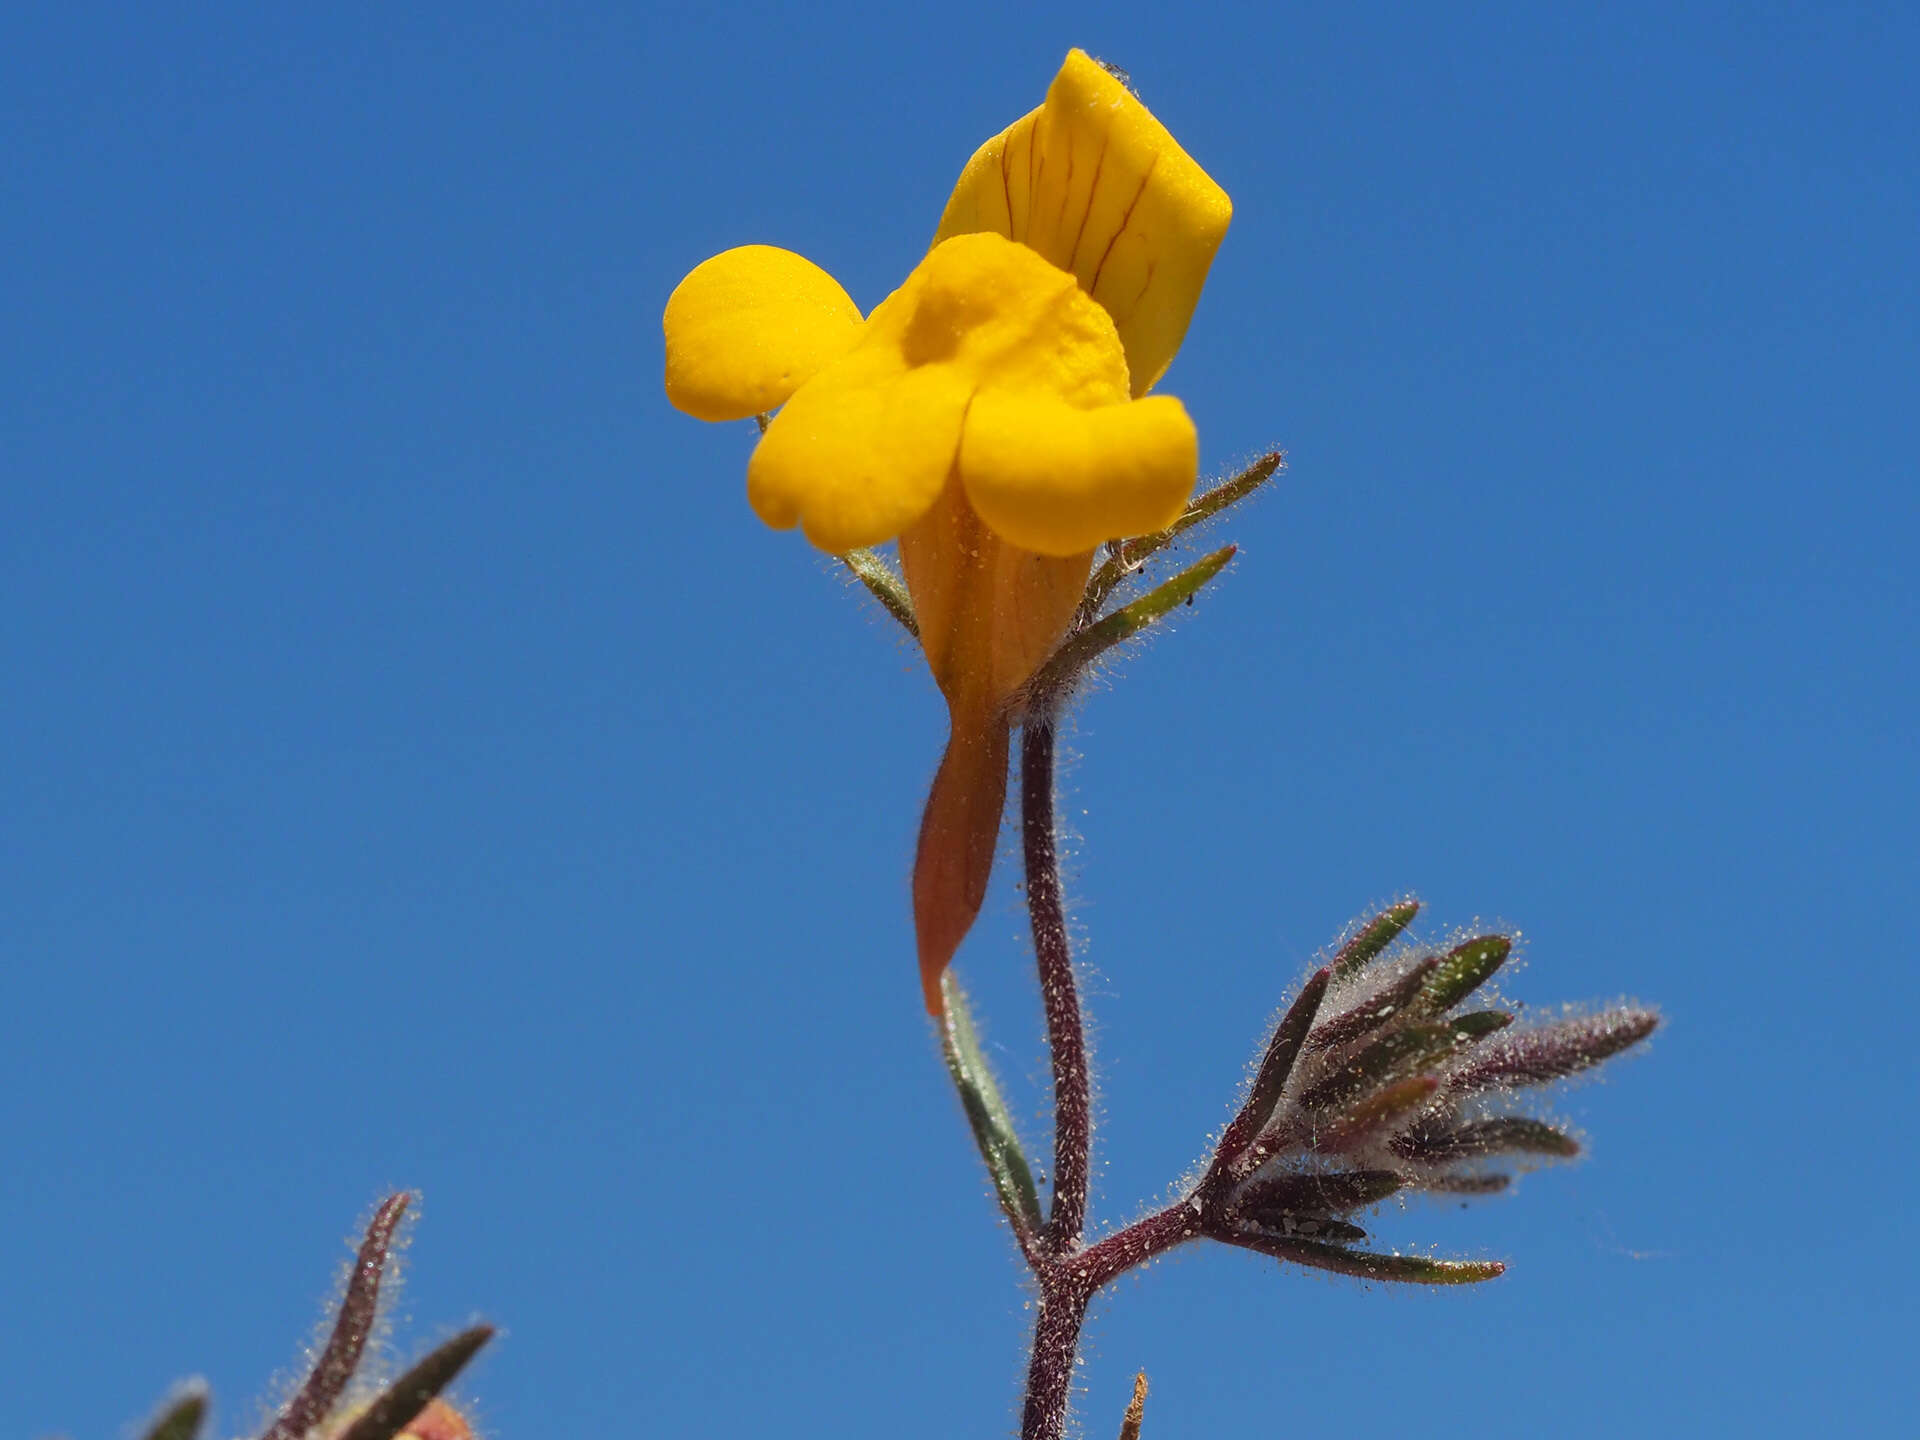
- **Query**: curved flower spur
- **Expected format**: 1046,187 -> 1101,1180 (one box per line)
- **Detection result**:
663,50 -> 1658,1440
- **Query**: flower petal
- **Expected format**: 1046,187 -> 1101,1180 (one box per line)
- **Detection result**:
959,391 -> 1197,556
906,232 -> 1130,406
663,245 -> 863,422
900,481 -> 1093,708
747,344 -> 972,554
935,50 -> 1231,396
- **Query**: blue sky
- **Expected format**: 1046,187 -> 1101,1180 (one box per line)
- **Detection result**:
4,3 -> 1914,1436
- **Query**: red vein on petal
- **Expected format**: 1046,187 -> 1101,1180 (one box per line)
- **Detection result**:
1089,155 -> 1158,299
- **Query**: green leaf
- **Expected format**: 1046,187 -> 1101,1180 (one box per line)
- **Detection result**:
940,973 -> 1045,1239
1309,957 -> 1440,1053
1448,1010 -> 1515,1041
840,548 -> 919,638
1027,545 -> 1237,708
1316,1074 -> 1441,1150
1413,1117 -> 1581,1161
1213,968 -> 1330,1170
1222,1229 -> 1506,1284
335,1327 -> 493,1440
1232,1169 -> 1404,1217
142,1384 -> 210,1440
1081,452 -> 1282,616
1301,1024 -> 1461,1112
1329,900 -> 1421,980
1418,935 -> 1511,1013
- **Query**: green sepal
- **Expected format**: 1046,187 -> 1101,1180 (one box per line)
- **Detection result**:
1027,545 -> 1237,707
335,1327 -> 493,1440
1329,900 -> 1421,980
940,972 -> 1045,1239
1419,935 -> 1511,1013
840,548 -> 919,638
142,1385 -> 210,1440
1080,452 -> 1282,617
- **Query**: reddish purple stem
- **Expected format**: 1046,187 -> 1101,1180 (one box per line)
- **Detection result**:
1022,717 -> 1089,1254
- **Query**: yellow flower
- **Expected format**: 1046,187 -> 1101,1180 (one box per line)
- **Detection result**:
663,51 -> 1230,1012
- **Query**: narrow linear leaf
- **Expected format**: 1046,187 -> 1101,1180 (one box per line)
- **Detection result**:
1452,1009 -> 1660,1093
1448,1010 -> 1514,1041
1081,452 -> 1282,615
1232,1169 -> 1404,1217
1027,546 -> 1236,707
1214,968 -> 1330,1169
1118,1372 -> 1148,1440
1315,1075 -> 1440,1151
1406,1117 -> 1581,1161
142,1384 -> 210,1440
1329,900 -> 1421,981
1220,1229 -> 1506,1284
840,548 -> 919,638
264,1193 -> 412,1440
941,973 -> 1045,1238
1302,1024 -> 1464,1112
1417,936 -> 1511,1013
1233,1213 -> 1370,1244
336,1327 -> 494,1440
1309,958 -> 1440,1053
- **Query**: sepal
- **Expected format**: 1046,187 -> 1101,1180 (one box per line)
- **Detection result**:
840,548 -> 919,637
940,972 -> 1046,1240
1079,452 -> 1281,617
1025,545 -> 1236,708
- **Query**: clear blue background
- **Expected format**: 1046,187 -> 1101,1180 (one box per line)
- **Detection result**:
5,3 -> 1914,1436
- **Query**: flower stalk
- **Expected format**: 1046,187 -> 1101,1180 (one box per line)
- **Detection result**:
661,46 -> 1661,1438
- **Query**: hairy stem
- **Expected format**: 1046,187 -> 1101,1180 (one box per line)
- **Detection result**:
1023,716 -> 1090,1253
1015,717 -> 1207,1440
1079,1200 -> 1206,1291
1020,1276 -> 1093,1440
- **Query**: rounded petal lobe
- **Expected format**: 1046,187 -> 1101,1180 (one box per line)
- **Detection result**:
959,391 -> 1197,557
663,245 -> 863,422
907,232 -> 1131,406
935,51 -> 1231,395
747,355 -> 972,553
